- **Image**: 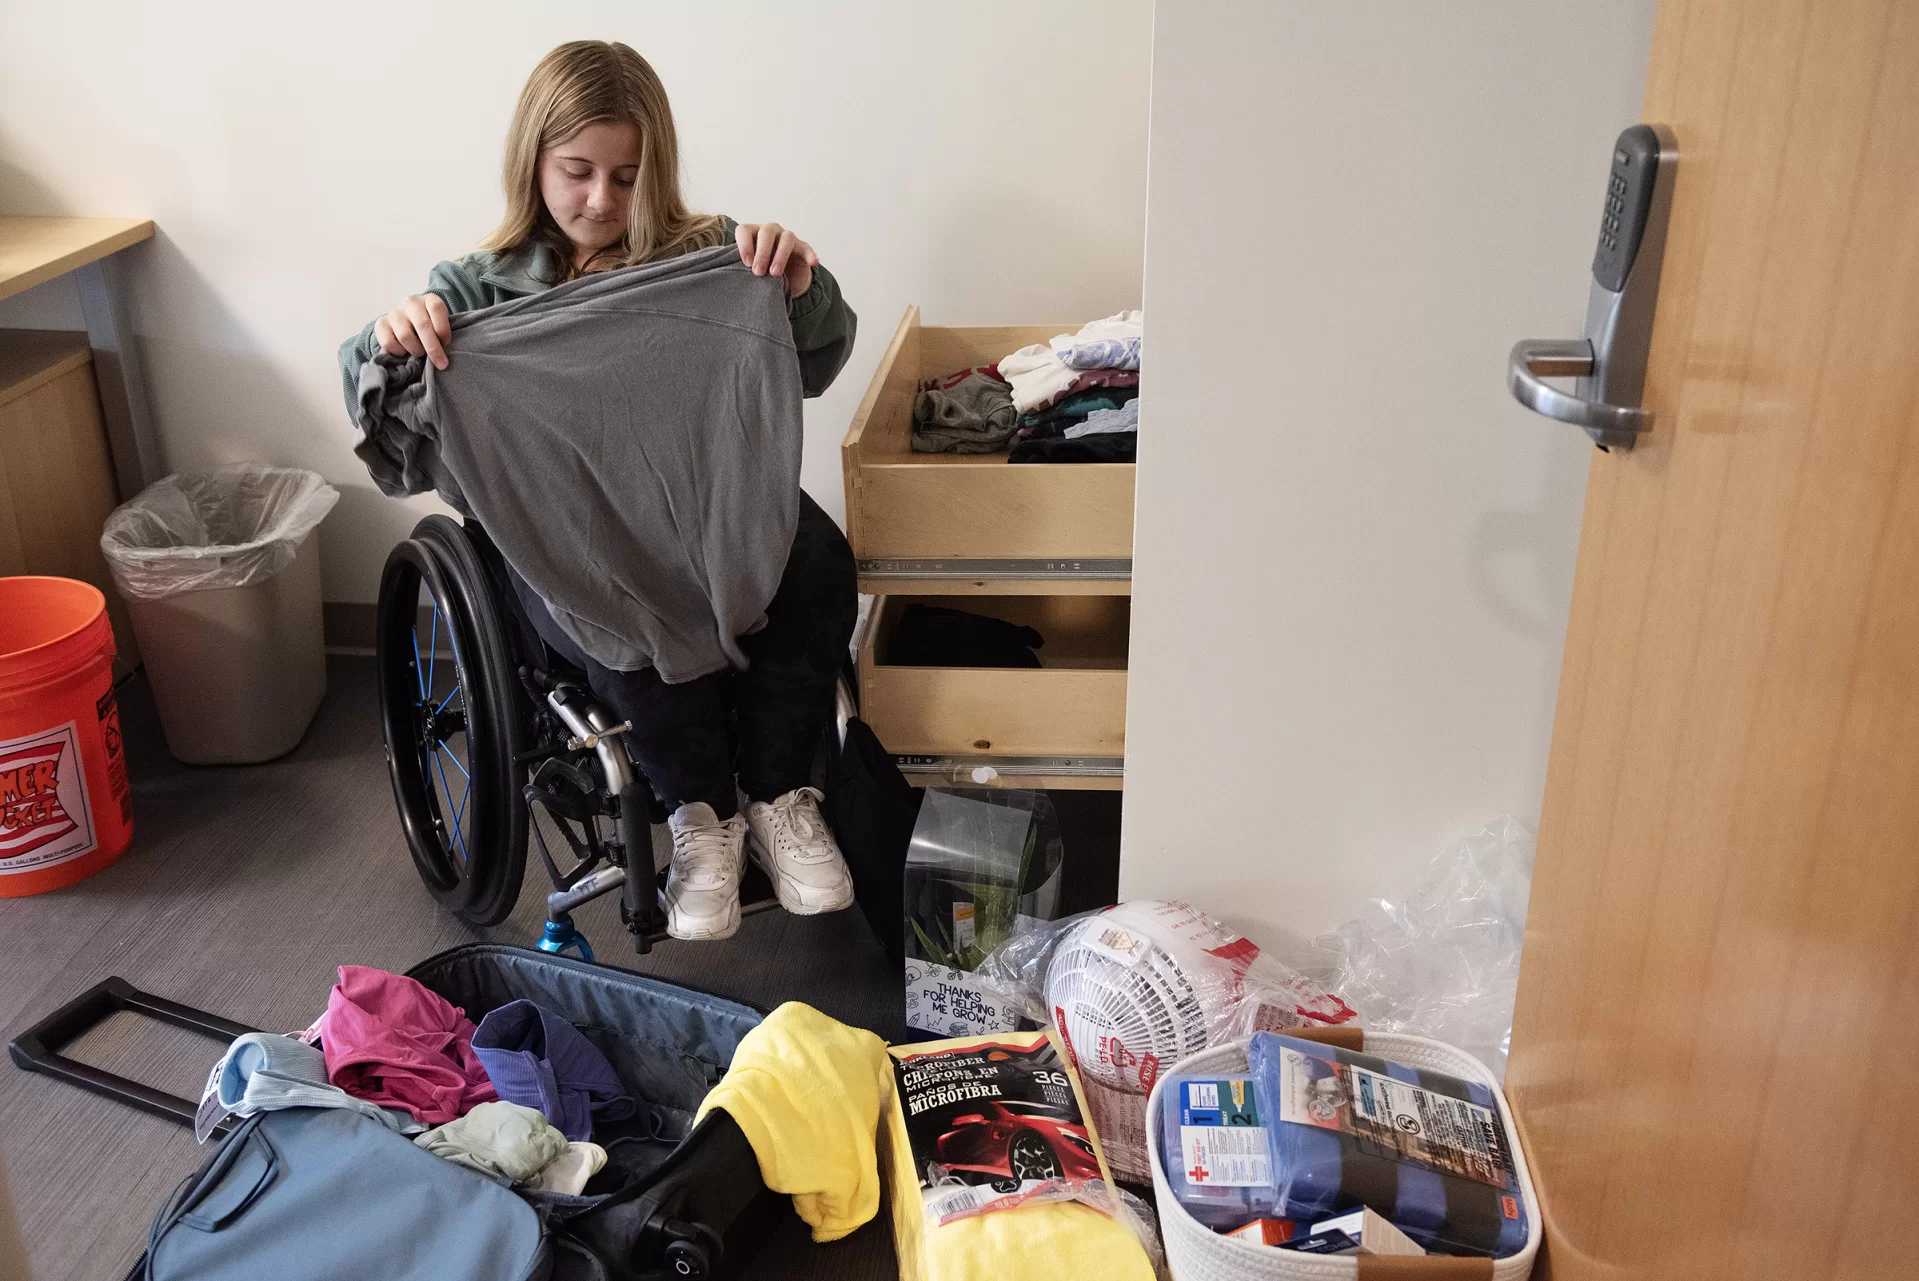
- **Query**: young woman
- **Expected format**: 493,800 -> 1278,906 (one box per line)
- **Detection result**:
339,40 -> 859,942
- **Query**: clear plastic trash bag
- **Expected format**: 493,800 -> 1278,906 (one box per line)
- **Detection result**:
100,464 -> 339,600
1313,815 -> 1537,1078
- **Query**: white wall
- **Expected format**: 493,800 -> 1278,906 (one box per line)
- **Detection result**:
1120,1 -> 1656,946
0,1 -> 1149,605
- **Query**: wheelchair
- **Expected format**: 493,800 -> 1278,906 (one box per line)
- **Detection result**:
373,514 -> 847,959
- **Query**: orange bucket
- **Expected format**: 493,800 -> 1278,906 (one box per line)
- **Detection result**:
0,577 -> 134,895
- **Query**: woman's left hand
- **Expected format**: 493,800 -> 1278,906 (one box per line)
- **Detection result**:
735,222 -> 818,298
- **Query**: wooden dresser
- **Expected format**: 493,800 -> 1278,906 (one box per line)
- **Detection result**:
0,329 -> 139,674
841,308 -> 1133,790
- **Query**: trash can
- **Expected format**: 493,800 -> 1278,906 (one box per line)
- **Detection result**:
100,465 -> 339,765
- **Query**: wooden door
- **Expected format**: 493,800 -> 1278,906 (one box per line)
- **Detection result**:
1505,1 -> 1919,1278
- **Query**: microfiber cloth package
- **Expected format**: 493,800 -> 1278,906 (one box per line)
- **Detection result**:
1160,1032 -> 1529,1257
472,1000 -> 634,1142
882,1028 -> 1154,1281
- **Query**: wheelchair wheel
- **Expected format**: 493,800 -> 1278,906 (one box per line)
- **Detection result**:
375,523 -> 526,926
413,516 -> 531,917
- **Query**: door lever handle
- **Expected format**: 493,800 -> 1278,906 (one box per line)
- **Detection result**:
1508,338 -> 1650,446
1509,123 -> 1676,452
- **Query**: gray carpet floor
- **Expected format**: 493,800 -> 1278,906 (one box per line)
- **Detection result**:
0,655 -> 904,1281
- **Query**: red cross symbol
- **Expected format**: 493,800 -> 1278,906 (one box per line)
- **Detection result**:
1188,1161 -> 1210,1183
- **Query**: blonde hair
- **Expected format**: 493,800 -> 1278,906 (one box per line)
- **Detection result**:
479,40 -> 724,279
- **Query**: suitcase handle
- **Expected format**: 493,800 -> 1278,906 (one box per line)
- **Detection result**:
8,976 -> 261,1127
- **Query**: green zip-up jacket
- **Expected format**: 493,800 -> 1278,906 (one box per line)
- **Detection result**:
337,215 -> 855,417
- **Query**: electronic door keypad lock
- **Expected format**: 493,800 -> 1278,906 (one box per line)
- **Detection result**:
1509,123 -> 1676,450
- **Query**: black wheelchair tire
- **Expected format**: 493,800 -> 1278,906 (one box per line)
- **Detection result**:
374,529 -> 525,926
413,516 -> 530,924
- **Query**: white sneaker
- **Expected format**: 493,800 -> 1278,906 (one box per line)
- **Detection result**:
663,802 -> 746,940
743,787 -> 855,915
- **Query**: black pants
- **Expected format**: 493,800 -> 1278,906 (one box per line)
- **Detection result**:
512,493 -> 857,819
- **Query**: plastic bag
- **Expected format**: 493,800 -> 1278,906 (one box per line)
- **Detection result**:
903,789 -> 1065,1038
975,900 -> 1355,1181
1313,815 -> 1535,1078
100,464 -> 339,600
1115,1185 -> 1169,1280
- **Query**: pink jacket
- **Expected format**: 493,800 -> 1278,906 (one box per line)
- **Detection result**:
321,966 -> 497,1125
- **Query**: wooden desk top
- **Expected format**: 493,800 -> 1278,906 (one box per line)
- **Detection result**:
0,217 -> 154,304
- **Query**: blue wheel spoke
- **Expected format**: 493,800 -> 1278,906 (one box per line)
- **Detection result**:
437,744 -> 470,779
411,627 -> 426,699
434,683 -> 462,715
432,751 -> 470,864
425,601 -> 440,701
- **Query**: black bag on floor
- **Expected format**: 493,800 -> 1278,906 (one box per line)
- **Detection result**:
9,944 -> 785,1281
824,716 -> 921,965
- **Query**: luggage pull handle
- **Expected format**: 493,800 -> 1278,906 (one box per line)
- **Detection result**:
7,976 -> 261,1128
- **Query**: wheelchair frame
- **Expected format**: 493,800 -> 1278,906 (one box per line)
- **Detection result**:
375,514 -> 844,959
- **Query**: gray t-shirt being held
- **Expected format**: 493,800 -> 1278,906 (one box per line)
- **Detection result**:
353,245 -> 803,683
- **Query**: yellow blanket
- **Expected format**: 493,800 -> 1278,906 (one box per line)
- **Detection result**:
918,1200 -> 1157,1281
694,1001 -> 891,1243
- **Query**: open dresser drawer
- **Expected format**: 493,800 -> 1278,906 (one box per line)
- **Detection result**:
856,594 -> 1127,789
840,307 -> 1135,596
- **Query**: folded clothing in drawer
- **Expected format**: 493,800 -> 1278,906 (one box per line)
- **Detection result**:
841,307 -> 1136,569
858,595 -> 1127,760
890,604 -> 1044,668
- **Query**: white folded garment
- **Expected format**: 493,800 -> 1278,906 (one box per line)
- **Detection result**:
527,1141 -> 609,1195
1050,310 -> 1142,370
997,343 -> 1083,414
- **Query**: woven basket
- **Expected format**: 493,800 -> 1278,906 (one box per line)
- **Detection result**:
1146,1033 -> 1540,1281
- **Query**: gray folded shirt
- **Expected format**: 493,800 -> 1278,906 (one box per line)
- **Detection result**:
353,245 -> 803,682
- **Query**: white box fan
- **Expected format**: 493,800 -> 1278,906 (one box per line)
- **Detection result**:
1044,901 -> 1249,1094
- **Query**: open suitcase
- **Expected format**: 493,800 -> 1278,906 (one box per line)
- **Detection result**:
8,944 -> 785,1281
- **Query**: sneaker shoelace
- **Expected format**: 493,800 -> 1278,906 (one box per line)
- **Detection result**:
768,788 -> 830,861
673,822 -> 738,889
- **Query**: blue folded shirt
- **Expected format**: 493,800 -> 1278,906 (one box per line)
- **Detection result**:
206,1032 -> 420,1138
471,1000 -> 634,1142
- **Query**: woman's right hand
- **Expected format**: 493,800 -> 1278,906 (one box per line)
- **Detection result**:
374,294 -> 452,370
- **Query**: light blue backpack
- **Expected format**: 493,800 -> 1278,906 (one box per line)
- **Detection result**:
145,1106 -> 552,1281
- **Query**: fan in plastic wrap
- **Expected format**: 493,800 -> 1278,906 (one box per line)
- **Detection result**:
1044,902 -> 1222,1096
1025,900 -> 1357,1184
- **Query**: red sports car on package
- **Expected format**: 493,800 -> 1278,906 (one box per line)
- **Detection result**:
934,1101 -> 1103,1193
